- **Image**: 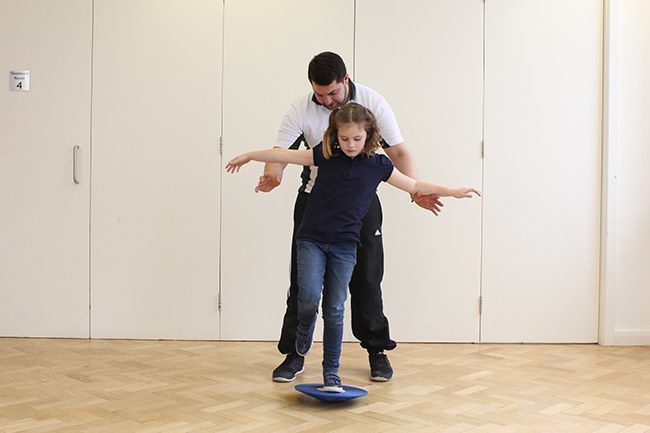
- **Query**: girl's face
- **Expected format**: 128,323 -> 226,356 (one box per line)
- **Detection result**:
337,122 -> 367,158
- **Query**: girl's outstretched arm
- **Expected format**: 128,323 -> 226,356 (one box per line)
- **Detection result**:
387,168 -> 481,199
226,148 -> 314,173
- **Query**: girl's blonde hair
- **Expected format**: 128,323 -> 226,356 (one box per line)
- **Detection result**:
321,102 -> 382,159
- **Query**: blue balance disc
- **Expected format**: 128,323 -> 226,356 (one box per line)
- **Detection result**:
295,383 -> 368,403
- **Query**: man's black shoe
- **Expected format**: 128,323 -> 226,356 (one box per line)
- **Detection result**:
369,352 -> 393,382
272,352 -> 305,382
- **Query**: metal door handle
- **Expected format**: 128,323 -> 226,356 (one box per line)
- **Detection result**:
73,145 -> 80,184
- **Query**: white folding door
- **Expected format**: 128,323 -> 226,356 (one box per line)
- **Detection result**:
481,0 -> 602,342
356,0 -> 484,342
0,0 -> 92,337
90,0 -> 223,339
220,0 -> 354,340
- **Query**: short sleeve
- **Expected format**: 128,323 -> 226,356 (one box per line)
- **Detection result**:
378,154 -> 395,182
312,144 -> 325,167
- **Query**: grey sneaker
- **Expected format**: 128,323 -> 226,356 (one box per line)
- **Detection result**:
295,320 -> 316,356
272,352 -> 304,382
322,372 -> 344,393
369,352 -> 393,382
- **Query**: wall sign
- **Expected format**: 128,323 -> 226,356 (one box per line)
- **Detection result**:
10,71 -> 30,91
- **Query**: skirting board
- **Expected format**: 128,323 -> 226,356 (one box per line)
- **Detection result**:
612,327 -> 650,345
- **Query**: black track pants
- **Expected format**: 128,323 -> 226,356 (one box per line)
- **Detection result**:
277,191 -> 396,355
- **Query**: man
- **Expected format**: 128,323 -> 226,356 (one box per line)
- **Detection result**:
257,52 -> 442,383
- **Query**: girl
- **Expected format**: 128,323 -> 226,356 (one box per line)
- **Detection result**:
226,102 -> 480,392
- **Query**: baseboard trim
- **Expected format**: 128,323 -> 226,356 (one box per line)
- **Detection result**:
612,327 -> 650,345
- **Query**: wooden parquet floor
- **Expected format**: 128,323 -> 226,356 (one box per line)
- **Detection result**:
0,339 -> 649,432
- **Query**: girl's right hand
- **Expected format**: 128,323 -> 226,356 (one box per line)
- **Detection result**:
225,154 -> 251,173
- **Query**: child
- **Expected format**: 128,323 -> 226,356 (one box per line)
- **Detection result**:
226,102 -> 480,392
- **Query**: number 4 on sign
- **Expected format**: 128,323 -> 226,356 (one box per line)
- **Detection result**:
9,71 -> 30,92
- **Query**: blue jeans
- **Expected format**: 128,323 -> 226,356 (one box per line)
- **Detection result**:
278,192 -> 395,355
296,239 -> 357,376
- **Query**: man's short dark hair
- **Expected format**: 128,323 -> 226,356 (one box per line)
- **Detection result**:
308,52 -> 347,86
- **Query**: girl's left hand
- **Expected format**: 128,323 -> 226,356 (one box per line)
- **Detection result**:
454,188 -> 481,199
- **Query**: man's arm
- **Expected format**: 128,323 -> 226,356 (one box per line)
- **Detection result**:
256,161 -> 287,193
258,101 -> 306,193
384,142 -> 418,178
384,142 -> 444,215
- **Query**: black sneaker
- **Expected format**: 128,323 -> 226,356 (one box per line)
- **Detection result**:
295,320 -> 316,356
369,352 -> 393,382
322,372 -> 344,393
272,352 -> 304,382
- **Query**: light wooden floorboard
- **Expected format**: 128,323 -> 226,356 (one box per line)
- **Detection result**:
1,339 -> 649,432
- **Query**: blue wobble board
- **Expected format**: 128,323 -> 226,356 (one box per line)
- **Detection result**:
295,383 -> 368,403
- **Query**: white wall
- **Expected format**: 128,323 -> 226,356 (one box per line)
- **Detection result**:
600,0 -> 650,345
2,1 -> 649,344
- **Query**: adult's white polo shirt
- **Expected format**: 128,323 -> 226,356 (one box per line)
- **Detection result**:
274,81 -> 404,193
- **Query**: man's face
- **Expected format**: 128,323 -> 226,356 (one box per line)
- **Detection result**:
311,75 -> 349,110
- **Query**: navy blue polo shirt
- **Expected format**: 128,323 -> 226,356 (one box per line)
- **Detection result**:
297,144 -> 394,244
